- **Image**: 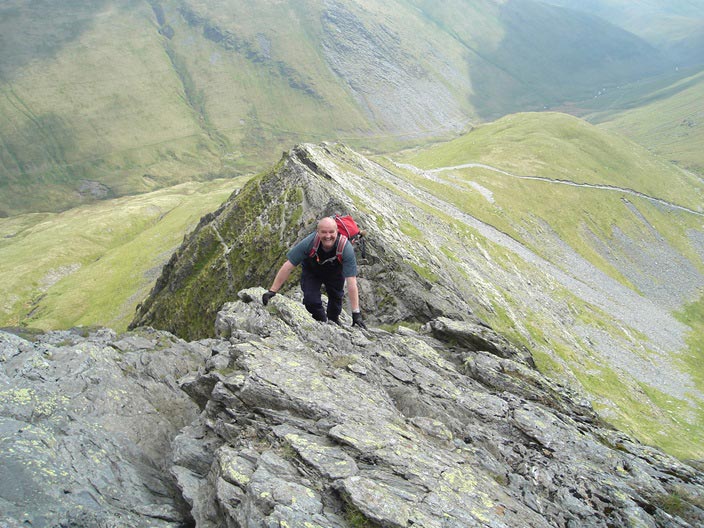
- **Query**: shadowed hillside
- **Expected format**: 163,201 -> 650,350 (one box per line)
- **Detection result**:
542,0 -> 704,66
0,0 -> 672,215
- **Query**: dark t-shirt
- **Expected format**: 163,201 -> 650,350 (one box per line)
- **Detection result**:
287,232 -> 358,277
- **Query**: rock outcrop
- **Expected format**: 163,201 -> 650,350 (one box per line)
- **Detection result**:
168,288 -> 704,527
130,142 -> 477,341
0,327 -> 211,527
4,291 -> 703,527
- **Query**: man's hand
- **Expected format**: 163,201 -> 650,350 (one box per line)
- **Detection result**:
352,311 -> 367,329
262,290 -> 277,305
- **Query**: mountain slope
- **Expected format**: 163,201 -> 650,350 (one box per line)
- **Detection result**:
587,69 -> 704,177
132,138 -> 704,460
0,0 -> 225,215
393,112 -> 704,458
542,0 -> 704,66
0,0 -> 671,214
0,177 -> 247,332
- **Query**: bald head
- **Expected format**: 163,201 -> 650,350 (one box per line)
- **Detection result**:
317,217 -> 337,232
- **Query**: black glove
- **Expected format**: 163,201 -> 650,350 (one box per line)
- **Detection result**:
262,290 -> 277,305
352,311 -> 367,329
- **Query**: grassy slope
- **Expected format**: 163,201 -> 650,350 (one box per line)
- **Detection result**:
0,1 -> 224,215
0,0 -> 672,214
589,69 -> 704,177
160,0 -> 376,170
0,176 -> 247,332
396,112 -> 704,295
393,112 -> 704,459
406,111 -> 703,208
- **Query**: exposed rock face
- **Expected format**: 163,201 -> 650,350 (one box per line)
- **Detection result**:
3,293 -> 703,526
0,327 -> 211,527
130,142 -> 475,341
172,289 -> 704,527
320,0 -> 466,134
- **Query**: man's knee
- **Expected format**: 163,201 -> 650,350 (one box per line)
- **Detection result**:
304,301 -> 327,322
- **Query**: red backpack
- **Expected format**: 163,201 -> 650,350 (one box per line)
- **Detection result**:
308,214 -> 366,263
334,214 -> 361,239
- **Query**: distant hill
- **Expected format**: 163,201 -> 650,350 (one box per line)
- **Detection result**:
0,0 -> 672,215
395,112 -> 704,301
587,69 -> 704,178
0,177 -> 246,332
542,0 -> 704,66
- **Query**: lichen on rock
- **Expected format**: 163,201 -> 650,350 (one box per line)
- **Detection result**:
169,289 -> 704,527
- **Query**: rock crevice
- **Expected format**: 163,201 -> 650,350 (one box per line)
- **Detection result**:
168,288 -> 704,527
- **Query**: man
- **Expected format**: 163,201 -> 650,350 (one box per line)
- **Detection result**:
262,217 -> 366,328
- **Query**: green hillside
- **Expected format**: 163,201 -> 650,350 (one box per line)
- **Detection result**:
0,0 -> 671,215
394,112 -> 704,283
392,113 -> 704,458
588,70 -> 704,177
0,0 -> 226,215
0,176 -> 247,332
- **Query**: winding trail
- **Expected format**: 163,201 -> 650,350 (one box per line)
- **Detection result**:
426,162 -> 704,217
311,145 -> 700,400
386,160 -> 689,354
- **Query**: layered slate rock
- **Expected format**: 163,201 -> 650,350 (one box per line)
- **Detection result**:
128,142 -> 703,463
171,288 -> 704,527
0,327 -> 211,527
2,292 -> 702,526
130,142 -> 473,341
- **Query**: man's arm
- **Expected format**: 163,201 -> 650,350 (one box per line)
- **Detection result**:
346,276 -> 367,328
269,260 -> 296,293
346,276 -> 360,312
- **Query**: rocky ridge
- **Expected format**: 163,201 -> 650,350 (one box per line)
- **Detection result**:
2,290 -> 703,526
174,289 -> 704,527
3,142 -> 703,526
130,142 -> 478,341
131,142 -> 702,441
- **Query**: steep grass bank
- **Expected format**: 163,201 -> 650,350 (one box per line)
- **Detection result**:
392,113 -> 704,459
0,177 -> 248,332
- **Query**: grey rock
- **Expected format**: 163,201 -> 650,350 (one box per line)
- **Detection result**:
428,316 -> 535,366
3,293 -> 703,527
169,293 -> 704,527
0,327 -> 208,527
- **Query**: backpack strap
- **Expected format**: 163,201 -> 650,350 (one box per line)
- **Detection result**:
308,233 -> 321,258
336,235 -> 348,263
308,233 -> 348,265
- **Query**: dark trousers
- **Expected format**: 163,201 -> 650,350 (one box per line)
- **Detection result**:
301,265 -> 345,322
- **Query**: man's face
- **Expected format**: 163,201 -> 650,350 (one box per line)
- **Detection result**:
317,219 -> 338,250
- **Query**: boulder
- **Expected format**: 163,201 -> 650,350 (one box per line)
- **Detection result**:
0,327 -> 210,527
169,290 -> 704,527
